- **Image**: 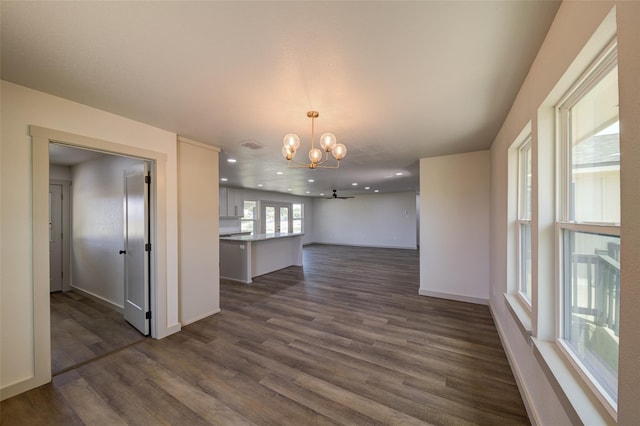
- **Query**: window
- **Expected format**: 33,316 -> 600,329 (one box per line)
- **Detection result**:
293,203 -> 303,233
241,201 -> 257,234
557,43 -> 619,408
518,138 -> 533,304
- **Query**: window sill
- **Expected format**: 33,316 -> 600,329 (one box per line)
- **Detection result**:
504,292 -> 532,343
532,338 -> 616,425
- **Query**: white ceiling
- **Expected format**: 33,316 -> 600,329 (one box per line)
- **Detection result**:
1,1 -> 560,197
49,144 -> 106,167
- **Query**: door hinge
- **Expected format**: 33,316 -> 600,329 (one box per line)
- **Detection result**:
145,243 -> 151,252
145,311 -> 151,319
145,175 -> 151,184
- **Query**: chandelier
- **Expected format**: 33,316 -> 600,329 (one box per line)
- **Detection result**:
281,111 -> 347,169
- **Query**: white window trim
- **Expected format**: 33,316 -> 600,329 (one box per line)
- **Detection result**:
553,38 -> 619,417
532,338 -> 614,424
292,203 -> 304,233
517,137 -> 533,306
505,124 -> 534,339
241,200 -> 258,234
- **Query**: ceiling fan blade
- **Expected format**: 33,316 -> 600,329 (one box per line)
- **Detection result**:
328,189 -> 355,199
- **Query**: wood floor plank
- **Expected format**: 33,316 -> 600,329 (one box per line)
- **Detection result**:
57,375 -> 128,425
2,244 -> 530,425
49,291 -> 146,374
294,373 -> 432,426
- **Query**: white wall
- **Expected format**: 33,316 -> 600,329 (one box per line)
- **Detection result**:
311,191 -> 417,249
71,154 -> 145,309
178,139 -> 220,325
50,164 -> 71,181
419,151 -> 490,304
490,1 -> 640,423
0,81 -> 182,399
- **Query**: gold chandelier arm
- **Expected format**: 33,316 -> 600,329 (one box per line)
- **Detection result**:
286,159 -> 341,169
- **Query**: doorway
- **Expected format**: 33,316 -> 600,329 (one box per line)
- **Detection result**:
262,202 -> 292,233
48,143 -> 152,374
27,125 -> 171,394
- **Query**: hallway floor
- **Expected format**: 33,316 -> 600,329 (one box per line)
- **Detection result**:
51,291 -> 146,375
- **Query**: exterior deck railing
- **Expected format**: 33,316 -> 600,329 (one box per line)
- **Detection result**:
571,242 -> 620,336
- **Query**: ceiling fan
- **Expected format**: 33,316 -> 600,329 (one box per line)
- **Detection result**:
326,189 -> 354,199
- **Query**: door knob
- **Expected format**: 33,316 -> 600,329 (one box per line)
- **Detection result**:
119,250 -> 126,254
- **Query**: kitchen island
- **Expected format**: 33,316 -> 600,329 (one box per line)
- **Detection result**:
220,232 -> 304,283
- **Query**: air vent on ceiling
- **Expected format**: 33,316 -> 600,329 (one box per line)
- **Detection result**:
241,140 -> 264,150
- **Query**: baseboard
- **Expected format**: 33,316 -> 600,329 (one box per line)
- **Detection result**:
220,275 -> 252,284
163,323 -> 182,337
418,289 -> 488,305
69,285 -> 124,314
1,376 -> 45,402
489,303 -> 540,426
180,308 -> 221,327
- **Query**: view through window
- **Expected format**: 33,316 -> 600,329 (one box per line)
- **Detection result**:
558,50 -> 619,406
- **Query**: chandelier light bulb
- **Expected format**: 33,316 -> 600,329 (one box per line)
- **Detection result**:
331,143 -> 347,160
309,148 -> 323,164
283,134 -> 301,152
281,145 -> 295,160
319,132 -> 337,152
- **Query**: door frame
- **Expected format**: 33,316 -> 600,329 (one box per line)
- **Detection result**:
260,201 -> 292,234
50,179 -> 71,292
29,125 -> 169,394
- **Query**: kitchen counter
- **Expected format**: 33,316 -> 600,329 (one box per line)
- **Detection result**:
220,233 -> 304,283
220,232 -> 303,242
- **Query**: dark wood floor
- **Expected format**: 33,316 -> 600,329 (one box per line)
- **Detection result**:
1,244 -> 529,425
50,291 -> 146,375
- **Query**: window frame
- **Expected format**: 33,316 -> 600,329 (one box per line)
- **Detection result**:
292,203 -> 303,233
517,137 -> 533,305
555,40 -> 619,415
241,200 -> 257,234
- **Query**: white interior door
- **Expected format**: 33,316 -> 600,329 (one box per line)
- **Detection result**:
261,202 -> 291,234
49,184 -> 63,292
123,167 -> 150,335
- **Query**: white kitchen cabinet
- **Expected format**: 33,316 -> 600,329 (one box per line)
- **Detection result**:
227,188 -> 244,217
219,187 -> 228,217
219,186 -> 243,217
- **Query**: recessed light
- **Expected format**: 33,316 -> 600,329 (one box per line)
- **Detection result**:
374,189 -> 379,193
220,178 -> 228,182
352,183 -> 358,186
395,172 -> 404,176
276,171 -> 284,175
305,191 -> 310,194
227,158 -> 237,163
308,179 -> 315,183
365,186 -> 370,190
258,184 -> 263,187
320,193 -> 325,196
287,188 -> 293,191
